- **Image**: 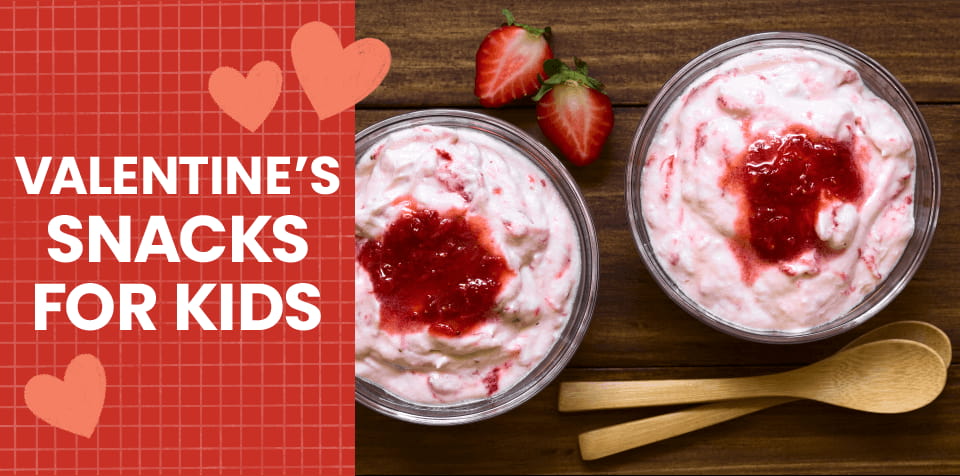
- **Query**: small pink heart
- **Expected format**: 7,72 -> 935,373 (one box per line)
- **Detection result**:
291,21 -> 391,121
24,354 -> 106,438
208,60 -> 283,132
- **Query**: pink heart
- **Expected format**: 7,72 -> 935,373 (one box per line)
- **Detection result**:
208,60 -> 283,132
291,21 -> 391,121
24,354 -> 106,438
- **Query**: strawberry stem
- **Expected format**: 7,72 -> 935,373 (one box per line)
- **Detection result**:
532,57 -> 606,101
501,9 -> 551,39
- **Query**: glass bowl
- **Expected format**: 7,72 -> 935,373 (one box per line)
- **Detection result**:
355,109 -> 599,424
626,32 -> 940,343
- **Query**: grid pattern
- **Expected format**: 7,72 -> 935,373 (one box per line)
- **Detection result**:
0,1 -> 354,474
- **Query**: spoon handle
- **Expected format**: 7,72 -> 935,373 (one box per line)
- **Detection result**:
559,375 -> 787,412
578,397 -> 794,460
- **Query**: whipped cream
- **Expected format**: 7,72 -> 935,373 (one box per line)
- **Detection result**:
641,47 -> 916,331
356,124 -> 580,403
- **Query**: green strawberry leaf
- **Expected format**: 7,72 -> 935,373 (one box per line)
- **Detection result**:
532,57 -> 607,101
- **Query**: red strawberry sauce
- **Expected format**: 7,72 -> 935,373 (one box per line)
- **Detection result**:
722,125 -> 863,277
358,205 -> 511,337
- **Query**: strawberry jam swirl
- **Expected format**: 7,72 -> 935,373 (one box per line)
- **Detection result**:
356,125 -> 579,404
358,206 -> 511,338
641,48 -> 915,331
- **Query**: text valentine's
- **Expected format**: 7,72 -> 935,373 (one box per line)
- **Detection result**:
14,155 -> 341,332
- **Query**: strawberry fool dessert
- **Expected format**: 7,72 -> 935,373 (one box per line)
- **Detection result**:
355,124 -> 580,404
641,47 -> 916,332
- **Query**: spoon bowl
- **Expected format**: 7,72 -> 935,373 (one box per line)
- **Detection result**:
781,339 -> 945,413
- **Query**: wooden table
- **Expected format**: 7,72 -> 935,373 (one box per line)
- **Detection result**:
355,1 -> 960,473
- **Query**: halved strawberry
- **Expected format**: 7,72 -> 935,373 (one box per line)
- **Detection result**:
534,58 -> 614,166
474,9 -> 553,108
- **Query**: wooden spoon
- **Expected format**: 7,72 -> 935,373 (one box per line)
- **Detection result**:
562,322 -> 950,413
574,321 -> 951,460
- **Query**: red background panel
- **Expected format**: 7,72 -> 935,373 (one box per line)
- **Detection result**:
0,1 -> 354,474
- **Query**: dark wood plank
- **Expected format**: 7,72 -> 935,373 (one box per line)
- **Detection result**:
357,105 -> 960,368
357,0 -> 960,107
357,366 -> 960,475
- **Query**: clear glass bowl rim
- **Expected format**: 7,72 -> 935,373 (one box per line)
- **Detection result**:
354,109 -> 600,423
625,32 -> 941,344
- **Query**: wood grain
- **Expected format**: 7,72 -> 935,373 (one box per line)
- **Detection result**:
357,367 -> 960,475
355,0 -> 960,473
357,0 -> 960,107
